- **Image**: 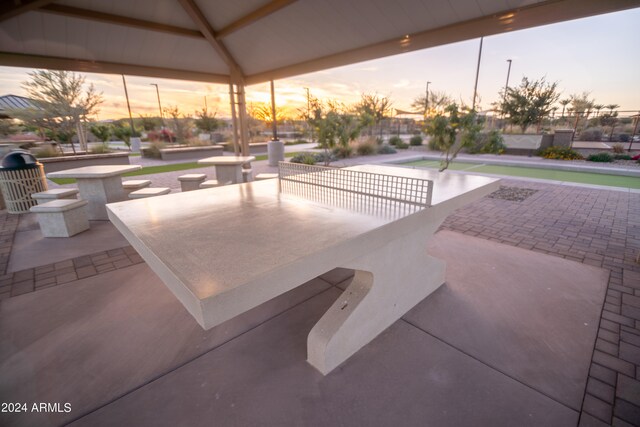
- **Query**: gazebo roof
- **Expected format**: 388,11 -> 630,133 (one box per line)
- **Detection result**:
0,0 -> 638,85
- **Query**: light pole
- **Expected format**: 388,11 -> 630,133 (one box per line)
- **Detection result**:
425,81 -> 431,118
150,83 -> 165,129
472,37 -> 483,111
501,59 -> 512,126
304,87 -> 313,143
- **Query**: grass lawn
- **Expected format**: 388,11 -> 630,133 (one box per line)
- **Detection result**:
50,152 -> 301,185
404,160 -> 640,189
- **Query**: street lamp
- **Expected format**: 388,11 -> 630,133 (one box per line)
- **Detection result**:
150,83 -> 165,129
425,81 -> 431,118
501,59 -> 513,126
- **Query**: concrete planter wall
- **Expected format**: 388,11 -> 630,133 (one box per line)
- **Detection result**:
502,134 -> 554,155
38,152 -> 130,173
223,142 -> 268,155
158,145 -> 224,161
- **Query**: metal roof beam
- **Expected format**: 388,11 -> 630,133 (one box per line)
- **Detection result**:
39,4 -> 204,39
245,0 -> 640,85
216,0 -> 297,39
178,0 -> 244,77
0,0 -> 54,23
0,52 -> 230,84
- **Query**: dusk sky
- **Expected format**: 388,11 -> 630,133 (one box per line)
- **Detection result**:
1,7 -> 639,120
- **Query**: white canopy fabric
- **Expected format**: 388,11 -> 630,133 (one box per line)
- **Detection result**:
1,0 -> 638,85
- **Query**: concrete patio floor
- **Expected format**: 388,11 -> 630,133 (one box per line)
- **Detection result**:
0,177 -> 639,427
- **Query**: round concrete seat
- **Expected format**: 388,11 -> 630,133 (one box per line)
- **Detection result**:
255,173 -> 279,181
31,188 -> 79,204
129,188 -> 171,199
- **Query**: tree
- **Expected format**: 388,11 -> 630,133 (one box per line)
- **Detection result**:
111,124 -> 132,149
17,70 -> 103,152
499,77 -> 559,133
425,103 -> 482,172
559,98 -> 571,119
313,100 -> 363,165
90,124 -> 111,145
194,107 -> 221,139
138,114 -> 162,132
355,93 -> 392,137
570,92 -> 595,118
164,106 -> 188,143
412,91 -> 453,118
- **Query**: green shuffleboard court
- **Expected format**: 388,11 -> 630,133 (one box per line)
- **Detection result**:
403,160 -> 640,189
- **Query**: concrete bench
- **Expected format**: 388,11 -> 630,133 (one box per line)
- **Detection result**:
129,188 -> 171,199
30,199 -> 90,237
122,180 -> 151,196
178,174 -> 206,192
31,188 -> 79,205
255,173 -> 279,181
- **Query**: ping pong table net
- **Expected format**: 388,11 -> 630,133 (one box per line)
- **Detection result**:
277,162 -> 433,218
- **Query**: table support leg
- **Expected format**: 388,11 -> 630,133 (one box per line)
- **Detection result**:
307,231 -> 445,375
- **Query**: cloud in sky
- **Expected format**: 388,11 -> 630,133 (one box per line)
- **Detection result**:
0,8 -> 638,120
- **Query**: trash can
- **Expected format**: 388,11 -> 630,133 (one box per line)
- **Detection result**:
0,151 -> 48,214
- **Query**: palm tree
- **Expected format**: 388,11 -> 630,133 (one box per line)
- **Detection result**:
606,104 -> 619,115
593,104 -> 604,118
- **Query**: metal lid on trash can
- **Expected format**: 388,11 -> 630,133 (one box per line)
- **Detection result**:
1,151 -> 40,170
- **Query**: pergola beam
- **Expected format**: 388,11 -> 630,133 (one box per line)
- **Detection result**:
216,0 -> 297,39
178,0 -> 243,76
39,4 -> 204,39
0,52 -> 230,84
0,0 -> 54,23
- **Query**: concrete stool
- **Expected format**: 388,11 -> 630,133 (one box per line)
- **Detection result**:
200,180 -> 224,189
129,188 -> 171,199
122,180 -> 151,196
178,174 -> 206,192
242,168 -> 253,183
30,199 -> 89,238
31,188 -> 79,205
255,173 -> 279,181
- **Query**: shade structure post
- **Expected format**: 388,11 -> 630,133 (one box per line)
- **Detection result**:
228,82 -> 240,156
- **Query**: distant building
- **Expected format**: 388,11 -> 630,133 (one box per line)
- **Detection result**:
0,94 -> 40,119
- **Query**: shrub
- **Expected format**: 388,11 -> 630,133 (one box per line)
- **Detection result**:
538,146 -> 583,160
388,136 -> 402,146
586,152 -> 613,162
88,144 -> 111,154
290,153 -> 317,165
313,152 -> 336,164
143,141 -> 165,158
611,143 -> 626,154
409,135 -> 423,146
613,154 -> 632,160
32,145 -> 61,158
395,142 -> 409,149
579,127 -> 603,142
332,145 -> 353,159
356,139 -> 377,156
376,137 -> 384,145
466,130 -> 506,154
377,144 -> 397,154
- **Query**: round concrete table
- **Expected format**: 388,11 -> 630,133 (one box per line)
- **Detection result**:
47,165 -> 142,220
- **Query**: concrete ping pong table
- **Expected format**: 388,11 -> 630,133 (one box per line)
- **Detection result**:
107,163 -> 500,374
